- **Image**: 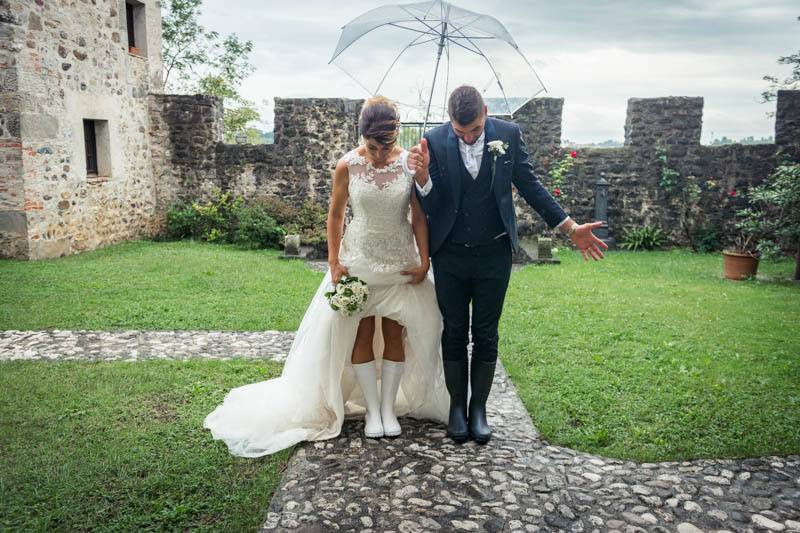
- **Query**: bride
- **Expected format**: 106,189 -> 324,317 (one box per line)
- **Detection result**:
203,96 -> 449,457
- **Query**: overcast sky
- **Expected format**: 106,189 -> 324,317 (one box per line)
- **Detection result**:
197,0 -> 798,143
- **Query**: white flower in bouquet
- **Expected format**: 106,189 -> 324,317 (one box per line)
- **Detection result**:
325,276 -> 369,317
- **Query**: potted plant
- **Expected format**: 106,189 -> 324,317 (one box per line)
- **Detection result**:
722,230 -> 760,280
722,157 -> 800,281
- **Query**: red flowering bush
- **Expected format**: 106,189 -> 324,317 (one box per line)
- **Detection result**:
546,149 -> 577,202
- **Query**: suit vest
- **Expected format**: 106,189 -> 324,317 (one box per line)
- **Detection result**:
446,148 -> 506,246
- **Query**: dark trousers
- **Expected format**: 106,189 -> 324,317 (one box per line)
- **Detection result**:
431,238 -> 512,364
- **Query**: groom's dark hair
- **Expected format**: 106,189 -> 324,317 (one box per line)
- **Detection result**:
448,86 -> 485,125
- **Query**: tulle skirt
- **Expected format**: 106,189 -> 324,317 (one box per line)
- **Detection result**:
202,267 -> 450,457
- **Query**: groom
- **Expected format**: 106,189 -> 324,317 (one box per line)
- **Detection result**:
408,86 -> 607,445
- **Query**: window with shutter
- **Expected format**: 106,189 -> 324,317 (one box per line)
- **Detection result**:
83,119 -> 98,176
126,3 -> 136,48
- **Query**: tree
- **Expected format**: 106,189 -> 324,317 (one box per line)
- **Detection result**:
196,35 -> 259,143
161,0 -> 259,142
160,0 -> 218,93
760,16 -> 799,103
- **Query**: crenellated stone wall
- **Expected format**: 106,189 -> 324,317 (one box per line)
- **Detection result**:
148,96 -> 362,217
511,92 -> 799,246
218,98 -> 362,205
0,0 -> 163,260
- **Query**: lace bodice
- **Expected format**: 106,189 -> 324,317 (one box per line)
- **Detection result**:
338,148 -> 419,273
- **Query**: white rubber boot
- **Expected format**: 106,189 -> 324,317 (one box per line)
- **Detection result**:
353,360 -> 384,438
380,359 -> 405,437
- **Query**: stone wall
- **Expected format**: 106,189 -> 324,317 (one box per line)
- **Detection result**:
219,98 -> 362,206
148,96 -> 362,218
147,91 -> 799,250
147,93 -> 224,225
1,1 -> 29,258
0,0 -> 163,260
511,92 -> 799,246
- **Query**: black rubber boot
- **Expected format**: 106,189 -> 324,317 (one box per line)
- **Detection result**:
442,359 -> 469,443
468,358 -> 496,445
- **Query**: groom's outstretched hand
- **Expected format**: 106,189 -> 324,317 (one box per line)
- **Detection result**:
408,139 -> 430,186
570,221 -> 609,261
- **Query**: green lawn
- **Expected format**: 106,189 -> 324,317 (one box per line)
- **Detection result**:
502,248 -> 800,462
1,240 -> 799,511
0,240 -> 323,331
0,357 -> 291,531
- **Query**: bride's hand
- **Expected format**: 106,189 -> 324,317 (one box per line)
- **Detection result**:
330,262 -> 349,284
401,261 -> 430,285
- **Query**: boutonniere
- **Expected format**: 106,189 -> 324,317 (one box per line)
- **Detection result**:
487,140 -> 509,192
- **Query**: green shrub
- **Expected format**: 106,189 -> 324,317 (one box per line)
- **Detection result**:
691,224 -> 723,253
254,196 -> 300,227
165,201 -> 200,240
232,205 -> 285,249
294,200 -> 328,245
166,189 -> 243,242
165,191 -> 329,251
165,189 -> 284,250
257,197 -> 327,245
620,224 -> 665,251
192,190 -> 242,242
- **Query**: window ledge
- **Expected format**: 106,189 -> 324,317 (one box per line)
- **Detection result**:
127,46 -> 146,59
87,175 -> 111,183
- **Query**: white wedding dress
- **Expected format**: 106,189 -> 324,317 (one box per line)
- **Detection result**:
203,148 -> 450,457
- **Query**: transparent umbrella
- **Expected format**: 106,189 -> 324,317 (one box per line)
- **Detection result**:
330,0 -> 547,128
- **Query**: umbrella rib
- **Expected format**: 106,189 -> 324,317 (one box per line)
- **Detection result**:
399,5 -> 444,36
409,35 -> 444,47
387,22 -> 441,37
444,35 -> 483,55
332,62 -> 376,97
450,26 -> 513,114
330,17 -> 437,63
444,14 -> 483,36
420,0 -> 437,20
452,22 -> 549,99
511,47 -> 549,94
375,32 -> 434,94
446,35 -> 496,40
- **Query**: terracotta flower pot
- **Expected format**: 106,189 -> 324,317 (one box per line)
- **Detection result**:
722,250 -> 760,280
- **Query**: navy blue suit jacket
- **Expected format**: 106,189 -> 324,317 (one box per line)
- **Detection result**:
417,116 -> 568,255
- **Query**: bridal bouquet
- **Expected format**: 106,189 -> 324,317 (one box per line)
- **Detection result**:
325,276 -> 369,317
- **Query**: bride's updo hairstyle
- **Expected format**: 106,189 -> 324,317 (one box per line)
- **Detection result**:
358,95 -> 400,146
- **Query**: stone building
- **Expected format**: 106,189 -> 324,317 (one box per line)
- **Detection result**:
1,0 -> 163,260
1,0 -> 798,260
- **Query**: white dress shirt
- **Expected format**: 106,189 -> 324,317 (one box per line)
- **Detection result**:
459,130 -> 485,179
415,132 -> 483,197
414,133 -> 571,230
